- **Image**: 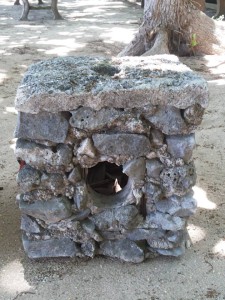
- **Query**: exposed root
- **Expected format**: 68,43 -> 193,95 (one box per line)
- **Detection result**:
141,29 -> 169,56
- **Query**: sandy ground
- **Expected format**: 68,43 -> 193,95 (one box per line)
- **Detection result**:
0,1 -> 225,299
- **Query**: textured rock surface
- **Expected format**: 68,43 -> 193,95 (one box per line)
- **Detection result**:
15,55 -> 208,262
19,196 -> 72,223
99,239 -> 145,263
15,112 -> 69,143
15,55 -> 208,114
92,133 -> 151,157
22,235 -> 79,258
166,134 -> 196,163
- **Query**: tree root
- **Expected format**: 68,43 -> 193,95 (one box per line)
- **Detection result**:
141,29 -> 169,56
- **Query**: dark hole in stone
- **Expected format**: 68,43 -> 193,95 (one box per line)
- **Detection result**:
87,162 -> 128,195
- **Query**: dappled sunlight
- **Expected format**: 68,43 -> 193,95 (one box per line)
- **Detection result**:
101,27 -> 137,43
187,224 -> 206,244
193,186 -> 217,210
4,107 -> 18,114
213,240 -> 225,257
0,260 -> 33,294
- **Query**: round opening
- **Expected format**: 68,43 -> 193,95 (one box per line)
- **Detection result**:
87,162 -> 129,196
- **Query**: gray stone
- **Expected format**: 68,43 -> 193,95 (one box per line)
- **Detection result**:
146,159 -> 164,182
99,230 -> 124,240
81,219 -> 103,242
22,235 -> 79,258
150,129 -> 164,148
167,230 -> 185,245
70,107 -> 123,131
15,139 -> 73,172
166,134 -> 195,163
99,239 -> 144,263
17,165 -> 41,192
160,164 -> 196,197
15,56 -> 208,114
81,239 -> 96,258
145,182 -> 162,214
144,212 -> 185,231
73,182 -> 89,210
21,215 -> 41,233
90,205 -> 143,231
183,104 -> 205,125
156,245 -> 185,257
20,189 -> 54,202
14,111 -> 69,143
68,167 -> 82,184
92,133 -> 151,157
125,228 -> 164,241
156,193 -> 196,217
144,106 -> 194,135
19,196 -> 72,224
123,158 -> 146,186
40,173 -> 74,198
147,238 -> 174,249
155,197 -> 180,215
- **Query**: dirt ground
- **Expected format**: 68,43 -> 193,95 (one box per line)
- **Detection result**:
0,0 -> 225,299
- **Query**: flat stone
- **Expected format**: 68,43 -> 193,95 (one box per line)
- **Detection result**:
166,134 -> 196,163
156,193 -> 196,217
14,112 -> 69,143
146,159 -> 164,181
123,157 -> 146,185
156,245 -> 185,257
99,239 -> 144,263
17,165 -> 41,192
22,235 -> 79,258
15,55 -> 208,114
92,133 -> 151,157
144,106 -> 194,135
144,212 -> 185,231
21,214 -> 41,233
160,163 -> 197,197
125,228 -> 165,241
70,107 -> 123,131
90,205 -> 143,231
19,196 -> 72,223
15,139 -> 73,172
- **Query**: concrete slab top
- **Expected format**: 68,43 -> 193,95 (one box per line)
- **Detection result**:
15,55 -> 209,114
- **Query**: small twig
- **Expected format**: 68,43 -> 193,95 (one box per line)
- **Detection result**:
13,291 -> 36,300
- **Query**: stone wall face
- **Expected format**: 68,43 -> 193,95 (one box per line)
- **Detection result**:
14,55 -> 208,262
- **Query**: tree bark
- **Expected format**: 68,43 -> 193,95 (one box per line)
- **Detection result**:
119,0 -> 225,57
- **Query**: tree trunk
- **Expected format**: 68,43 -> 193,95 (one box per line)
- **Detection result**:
119,0 -> 225,57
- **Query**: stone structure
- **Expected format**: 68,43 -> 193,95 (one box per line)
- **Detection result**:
14,55 -> 208,262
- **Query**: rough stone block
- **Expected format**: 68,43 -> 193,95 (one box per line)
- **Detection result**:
92,133 -> 151,157
160,164 -> 197,197
166,134 -> 196,163
15,139 -> 73,172
144,106 -> 194,135
22,235 -> 79,258
19,196 -> 72,223
15,56 -> 208,114
14,111 -> 69,143
21,215 -> 41,233
17,165 -> 41,192
99,239 -> 144,263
